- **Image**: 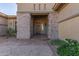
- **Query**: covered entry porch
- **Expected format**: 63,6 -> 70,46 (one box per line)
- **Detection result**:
31,14 -> 48,38
17,12 -> 58,40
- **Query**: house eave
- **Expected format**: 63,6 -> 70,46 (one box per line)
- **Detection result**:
53,3 -> 69,12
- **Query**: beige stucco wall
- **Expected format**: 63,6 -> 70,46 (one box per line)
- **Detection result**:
0,17 -> 7,25
17,3 -> 54,13
0,17 -> 7,35
58,3 -> 79,22
58,3 -> 79,41
59,16 -> 79,41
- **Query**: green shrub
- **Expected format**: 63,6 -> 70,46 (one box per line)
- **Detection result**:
6,28 -> 16,37
49,39 -> 67,46
57,39 -> 79,56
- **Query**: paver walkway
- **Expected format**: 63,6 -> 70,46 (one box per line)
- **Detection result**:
0,37 -> 56,56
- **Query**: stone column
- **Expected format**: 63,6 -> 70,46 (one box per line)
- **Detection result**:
48,12 -> 59,39
17,12 -> 31,39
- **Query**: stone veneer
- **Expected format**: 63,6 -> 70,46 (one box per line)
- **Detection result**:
48,12 -> 59,39
17,13 -> 31,39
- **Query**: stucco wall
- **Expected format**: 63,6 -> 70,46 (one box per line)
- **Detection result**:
59,16 -> 79,41
58,3 -> 79,41
17,3 -> 54,12
58,3 -> 79,22
0,16 -> 7,36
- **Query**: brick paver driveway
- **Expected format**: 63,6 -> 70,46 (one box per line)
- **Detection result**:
0,37 -> 55,56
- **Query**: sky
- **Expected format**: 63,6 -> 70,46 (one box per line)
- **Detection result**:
0,3 -> 17,15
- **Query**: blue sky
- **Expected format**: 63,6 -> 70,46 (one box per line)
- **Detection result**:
0,3 -> 17,15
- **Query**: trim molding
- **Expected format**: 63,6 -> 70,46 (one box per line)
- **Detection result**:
17,10 -> 54,14
8,16 -> 16,19
58,14 -> 79,23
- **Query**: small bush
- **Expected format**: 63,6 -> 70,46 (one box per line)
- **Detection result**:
6,28 -> 16,37
57,39 -> 79,56
49,39 -> 67,46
